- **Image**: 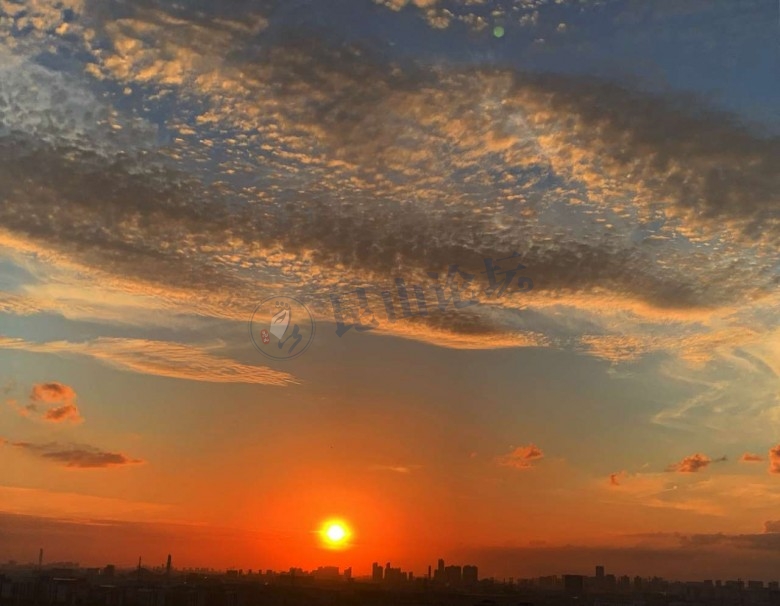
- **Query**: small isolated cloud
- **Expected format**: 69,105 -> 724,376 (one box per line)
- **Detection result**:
769,445 -> 780,474
609,471 -> 627,486
496,444 -> 544,470
30,382 -> 76,403
741,452 -> 764,462
9,381 -> 83,424
666,453 -> 726,473
371,465 -> 415,474
7,441 -> 142,469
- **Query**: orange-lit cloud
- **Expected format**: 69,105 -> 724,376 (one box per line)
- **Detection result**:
741,452 -> 764,462
666,453 -> 726,473
769,445 -> 780,475
0,337 -> 296,386
30,381 -> 83,424
609,471 -> 627,486
8,381 -> 83,424
496,444 -> 544,470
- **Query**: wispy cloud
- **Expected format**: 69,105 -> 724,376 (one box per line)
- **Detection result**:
741,452 -> 764,463
0,337 -> 297,387
370,465 -> 418,474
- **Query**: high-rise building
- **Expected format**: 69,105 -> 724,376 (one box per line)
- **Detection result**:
372,562 -> 383,582
434,558 -> 445,582
463,565 -> 478,585
444,565 -> 462,585
596,565 -> 604,579
312,566 -> 340,581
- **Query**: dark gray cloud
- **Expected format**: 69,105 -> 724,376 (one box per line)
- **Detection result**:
8,441 -> 142,468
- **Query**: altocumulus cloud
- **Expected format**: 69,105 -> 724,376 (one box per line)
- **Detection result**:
0,0 -> 776,371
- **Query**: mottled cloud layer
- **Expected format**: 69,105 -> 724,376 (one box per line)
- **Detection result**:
0,0 -> 776,377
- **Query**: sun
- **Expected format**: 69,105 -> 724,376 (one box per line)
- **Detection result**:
319,519 -> 352,550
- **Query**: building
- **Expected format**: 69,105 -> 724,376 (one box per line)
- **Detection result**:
312,566 -> 340,581
463,565 -> 478,586
444,565 -> 462,585
372,562 -> 383,582
564,575 -> 585,596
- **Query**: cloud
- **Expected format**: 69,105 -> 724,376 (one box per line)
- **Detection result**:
666,453 -> 727,473
0,0 -> 775,368
8,381 -> 83,424
371,465 -> 416,474
496,444 -> 544,470
7,441 -> 142,469
741,452 -> 764,462
609,471 -> 627,486
0,337 -> 296,387
30,382 -> 76,404
31,382 -> 83,423
769,445 -> 780,475
44,404 -> 82,423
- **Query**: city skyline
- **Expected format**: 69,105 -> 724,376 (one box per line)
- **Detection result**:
7,556 -> 780,593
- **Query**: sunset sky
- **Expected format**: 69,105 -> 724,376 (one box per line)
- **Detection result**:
1,0 -> 779,581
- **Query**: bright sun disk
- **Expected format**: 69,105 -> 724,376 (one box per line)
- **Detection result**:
320,520 -> 351,550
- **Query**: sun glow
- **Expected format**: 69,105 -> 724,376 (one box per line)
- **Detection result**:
319,519 -> 352,550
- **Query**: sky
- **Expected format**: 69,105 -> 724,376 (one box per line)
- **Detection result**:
0,0 -> 779,581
